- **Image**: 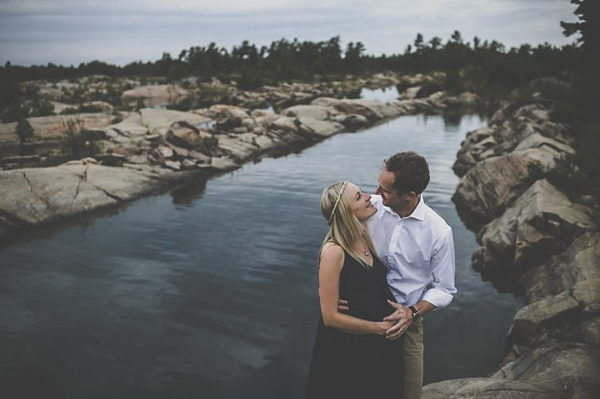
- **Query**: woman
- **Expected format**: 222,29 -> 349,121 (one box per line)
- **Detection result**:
306,181 -> 404,399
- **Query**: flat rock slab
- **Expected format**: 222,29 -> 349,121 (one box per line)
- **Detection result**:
49,101 -> 74,114
296,117 -> 344,138
423,378 -> 554,399
107,112 -> 148,137
0,122 -> 20,148
217,137 -> 258,160
494,341 -> 600,397
121,85 -> 188,107
0,163 -> 191,230
311,97 -> 403,121
280,105 -> 335,121
423,341 -> 600,399
140,108 -> 212,133
27,113 -> 114,141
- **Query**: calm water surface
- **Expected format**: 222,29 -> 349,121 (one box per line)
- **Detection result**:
0,107 -> 522,398
359,86 -> 400,102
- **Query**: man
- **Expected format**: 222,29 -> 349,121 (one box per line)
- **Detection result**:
342,151 -> 457,399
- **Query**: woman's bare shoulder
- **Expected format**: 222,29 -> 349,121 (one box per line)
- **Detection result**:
320,242 -> 344,267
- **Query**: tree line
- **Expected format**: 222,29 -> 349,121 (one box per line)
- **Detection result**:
0,33 -> 578,90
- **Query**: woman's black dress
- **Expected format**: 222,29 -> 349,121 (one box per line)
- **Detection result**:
306,250 -> 404,399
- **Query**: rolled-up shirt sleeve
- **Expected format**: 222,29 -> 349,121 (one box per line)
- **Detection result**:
421,228 -> 457,308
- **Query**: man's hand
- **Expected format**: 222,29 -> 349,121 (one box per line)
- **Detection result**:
338,299 -> 349,313
383,300 -> 413,340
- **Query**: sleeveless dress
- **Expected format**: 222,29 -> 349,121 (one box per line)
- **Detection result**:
306,250 -> 404,399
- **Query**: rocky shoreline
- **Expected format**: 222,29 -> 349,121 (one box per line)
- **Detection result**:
423,101 -> 600,397
0,73 -> 483,239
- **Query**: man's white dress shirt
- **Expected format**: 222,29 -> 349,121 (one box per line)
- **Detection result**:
367,195 -> 457,309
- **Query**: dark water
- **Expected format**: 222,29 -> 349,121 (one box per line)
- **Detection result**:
0,109 -> 522,398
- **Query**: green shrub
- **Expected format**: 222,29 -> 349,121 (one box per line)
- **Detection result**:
60,119 -> 101,160
135,98 -> 145,110
416,82 -> 443,98
237,69 -> 264,90
0,101 -> 29,122
111,111 -> 124,124
166,63 -> 189,82
77,103 -> 105,113
29,99 -> 55,117
60,107 -> 80,115
443,70 -> 465,95
16,119 -> 34,142
166,99 -> 192,111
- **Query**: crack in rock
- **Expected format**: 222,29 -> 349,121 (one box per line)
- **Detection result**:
22,171 -> 56,213
70,164 -> 89,205
60,165 -> 124,203
88,183 -> 123,202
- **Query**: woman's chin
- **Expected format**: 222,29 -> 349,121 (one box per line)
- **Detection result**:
365,208 -> 378,219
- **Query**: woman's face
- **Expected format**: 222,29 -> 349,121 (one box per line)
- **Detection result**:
345,183 -> 377,222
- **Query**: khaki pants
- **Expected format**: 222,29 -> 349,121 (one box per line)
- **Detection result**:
403,318 -> 423,399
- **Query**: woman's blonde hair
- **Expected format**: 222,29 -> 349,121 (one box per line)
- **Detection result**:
319,181 -> 379,268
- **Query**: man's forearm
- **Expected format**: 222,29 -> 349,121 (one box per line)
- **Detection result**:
413,300 -> 436,317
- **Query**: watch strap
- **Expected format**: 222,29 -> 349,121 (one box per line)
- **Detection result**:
408,305 -> 421,321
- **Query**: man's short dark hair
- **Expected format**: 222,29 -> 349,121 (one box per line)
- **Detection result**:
384,152 -> 430,195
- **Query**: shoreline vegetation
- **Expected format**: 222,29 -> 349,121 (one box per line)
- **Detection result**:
1,3 -> 599,395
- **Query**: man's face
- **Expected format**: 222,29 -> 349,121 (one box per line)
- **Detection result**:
376,167 -> 408,210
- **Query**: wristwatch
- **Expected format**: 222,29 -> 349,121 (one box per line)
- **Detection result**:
408,306 -> 421,321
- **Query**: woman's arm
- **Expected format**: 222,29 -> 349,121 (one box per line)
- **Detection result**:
319,244 -> 392,335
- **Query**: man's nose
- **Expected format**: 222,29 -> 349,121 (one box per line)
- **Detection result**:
375,186 -> 382,195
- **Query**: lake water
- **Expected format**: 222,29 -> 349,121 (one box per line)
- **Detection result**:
359,86 -> 400,102
0,106 -> 522,398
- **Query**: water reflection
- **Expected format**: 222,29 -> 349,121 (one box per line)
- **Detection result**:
170,175 -> 209,206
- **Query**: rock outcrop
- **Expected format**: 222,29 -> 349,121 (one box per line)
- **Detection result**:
0,73 -> 486,238
121,84 -> 189,107
453,147 -> 571,223
439,99 -> 600,399
0,162 -> 195,230
473,179 -> 595,279
424,340 -> 600,399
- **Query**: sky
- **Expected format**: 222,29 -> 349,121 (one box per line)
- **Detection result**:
0,0 -> 580,67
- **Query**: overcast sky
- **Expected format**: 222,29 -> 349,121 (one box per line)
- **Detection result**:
0,0 -> 579,67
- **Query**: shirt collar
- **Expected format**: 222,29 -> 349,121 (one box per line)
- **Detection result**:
382,195 -> 426,221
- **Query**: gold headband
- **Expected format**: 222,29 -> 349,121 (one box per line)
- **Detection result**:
328,181 -> 348,224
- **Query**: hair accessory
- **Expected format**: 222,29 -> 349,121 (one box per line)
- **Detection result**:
328,181 -> 348,224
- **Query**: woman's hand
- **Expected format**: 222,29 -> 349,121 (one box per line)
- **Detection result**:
338,299 -> 349,313
383,300 -> 412,340
374,321 -> 395,336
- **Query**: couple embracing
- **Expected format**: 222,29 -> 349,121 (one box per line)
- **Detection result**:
306,152 -> 457,399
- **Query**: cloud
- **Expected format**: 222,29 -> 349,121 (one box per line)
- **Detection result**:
0,0 -> 579,66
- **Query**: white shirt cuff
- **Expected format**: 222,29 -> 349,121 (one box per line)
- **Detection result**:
421,288 -> 454,309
